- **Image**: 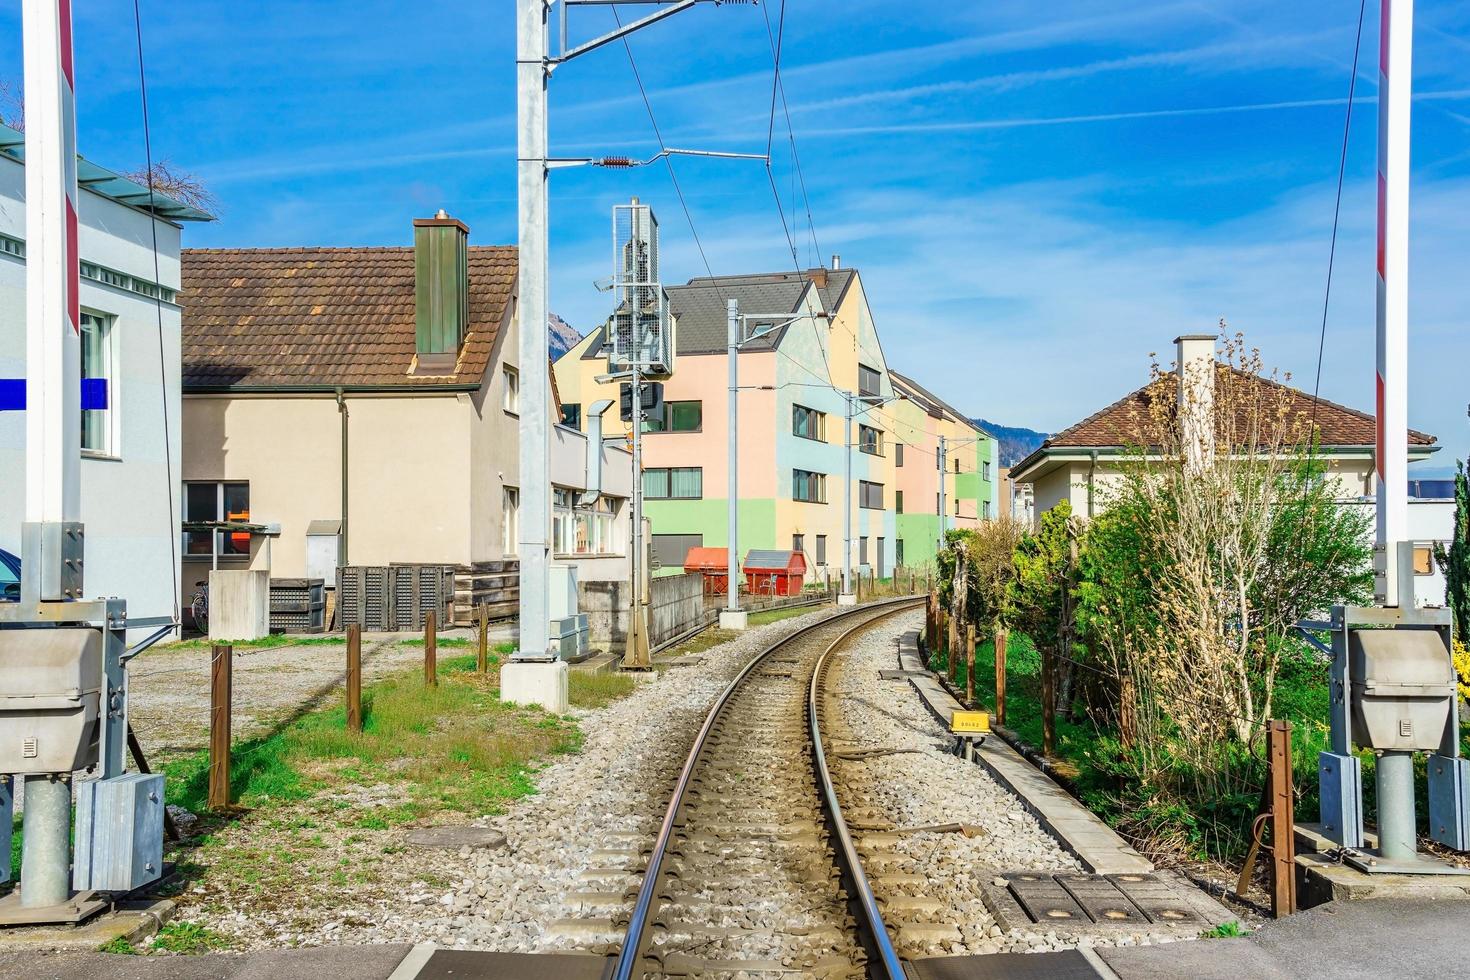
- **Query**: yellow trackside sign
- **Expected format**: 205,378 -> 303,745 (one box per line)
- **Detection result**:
951,710 -> 990,734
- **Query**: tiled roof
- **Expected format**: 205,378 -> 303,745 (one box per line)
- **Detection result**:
1041,369 -> 1435,451
578,268 -> 856,359
180,246 -> 516,389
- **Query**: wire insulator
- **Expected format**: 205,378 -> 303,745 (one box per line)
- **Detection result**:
597,156 -> 635,168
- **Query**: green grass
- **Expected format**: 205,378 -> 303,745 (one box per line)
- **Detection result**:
149,921 -> 231,954
747,605 -> 815,627
1200,921 -> 1245,939
99,936 -> 140,955
569,670 -> 637,708
163,652 -> 579,818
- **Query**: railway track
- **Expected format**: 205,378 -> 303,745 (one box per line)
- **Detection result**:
606,596 -> 922,980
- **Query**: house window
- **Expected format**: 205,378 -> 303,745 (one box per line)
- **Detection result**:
503,365 -> 520,413
183,481 -> 251,558
572,495 -> 621,555
896,538 -> 905,567
553,488 -> 575,554
859,480 -> 884,510
858,363 -> 881,398
859,536 -> 869,565
983,499 -> 992,519
502,487 -> 519,556
645,467 -> 703,499
983,460 -> 991,480
895,443 -> 904,467
954,457 -> 961,474
561,403 -> 582,429
793,534 -> 805,557
895,490 -> 904,514
815,535 -> 827,565
793,469 -> 827,503
858,425 -> 883,456
646,400 -> 701,433
793,404 -> 825,441
1414,545 -> 1436,576
652,533 -> 701,570
955,497 -> 961,516
81,312 -> 115,455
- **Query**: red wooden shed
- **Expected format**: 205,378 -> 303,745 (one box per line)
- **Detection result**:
683,547 -> 732,596
743,549 -> 807,597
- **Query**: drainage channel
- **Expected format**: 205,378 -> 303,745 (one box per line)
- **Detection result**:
598,596 -> 924,980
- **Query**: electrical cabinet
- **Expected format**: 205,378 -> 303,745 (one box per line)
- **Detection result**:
73,773 -> 165,892
1348,628 -> 1454,751
0,628 -> 101,774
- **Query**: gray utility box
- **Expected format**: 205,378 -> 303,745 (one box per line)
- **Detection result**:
73,773 -> 165,892
1349,629 -> 1454,751
1,776 -> 12,883
0,628 -> 101,774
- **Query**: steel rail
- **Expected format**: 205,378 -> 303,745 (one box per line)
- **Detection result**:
610,595 -> 923,980
809,604 -> 918,980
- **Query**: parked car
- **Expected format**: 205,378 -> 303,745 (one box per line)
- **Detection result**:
0,547 -> 19,601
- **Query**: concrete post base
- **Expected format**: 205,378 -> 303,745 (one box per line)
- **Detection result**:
719,610 -> 748,630
837,592 -> 858,607
499,660 -> 569,713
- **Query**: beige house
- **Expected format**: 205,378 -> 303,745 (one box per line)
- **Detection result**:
1012,333 -> 1439,521
178,214 -> 632,614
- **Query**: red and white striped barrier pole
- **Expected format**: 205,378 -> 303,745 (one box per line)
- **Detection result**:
1375,0 -> 1412,606
22,0 -> 82,557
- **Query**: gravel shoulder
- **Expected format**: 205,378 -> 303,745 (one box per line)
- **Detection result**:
828,611 -> 1197,956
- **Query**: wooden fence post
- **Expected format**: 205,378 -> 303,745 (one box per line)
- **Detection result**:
1268,720 -> 1297,917
208,644 -> 233,810
476,603 -> 490,673
965,624 -> 976,705
1041,648 -> 1056,757
424,610 -> 438,688
994,630 -> 1008,727
346,625 -> 362,733
948,609 -> 960,684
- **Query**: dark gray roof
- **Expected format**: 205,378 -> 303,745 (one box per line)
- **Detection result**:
889,369 -> 988,437
580,268 -> 858,359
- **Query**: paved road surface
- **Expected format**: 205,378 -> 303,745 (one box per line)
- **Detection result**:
2,900 -> 1462,980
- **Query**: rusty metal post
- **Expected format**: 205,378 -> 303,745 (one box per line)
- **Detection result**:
965,624 -> 976,705
208,644 -> 233,810
994,630 -> 1008,727
424,609 -> 438,688
346,624 -> 363,733
476,603 -> 490,673
1268,719 -> 1297,917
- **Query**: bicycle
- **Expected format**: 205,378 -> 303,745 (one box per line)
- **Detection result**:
190,580 -> 209,635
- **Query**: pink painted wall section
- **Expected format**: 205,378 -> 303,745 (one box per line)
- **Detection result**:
639,351 -> 778,498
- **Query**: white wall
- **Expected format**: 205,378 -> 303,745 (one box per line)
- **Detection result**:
0,156 -> 185,639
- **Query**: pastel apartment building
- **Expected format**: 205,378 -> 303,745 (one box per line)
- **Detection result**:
554,263 -> 997,579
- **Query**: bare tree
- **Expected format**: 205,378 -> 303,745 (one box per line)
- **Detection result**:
0,79 -> 23,131
123,159 -> 217,215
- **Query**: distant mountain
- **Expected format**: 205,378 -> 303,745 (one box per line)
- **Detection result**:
548,313 -> 582,360
974,419 -> 1049,468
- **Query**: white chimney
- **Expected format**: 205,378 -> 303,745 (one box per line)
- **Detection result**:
831,254 -> 841,269
1174,333 -> 1216,472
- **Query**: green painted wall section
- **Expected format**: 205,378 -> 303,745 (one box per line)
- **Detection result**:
644,498 -> 778,574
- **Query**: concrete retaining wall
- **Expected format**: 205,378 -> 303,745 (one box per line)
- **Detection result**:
580,572 -> 710,653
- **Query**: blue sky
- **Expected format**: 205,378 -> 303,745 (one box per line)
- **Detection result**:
4,1 -> 1467,473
